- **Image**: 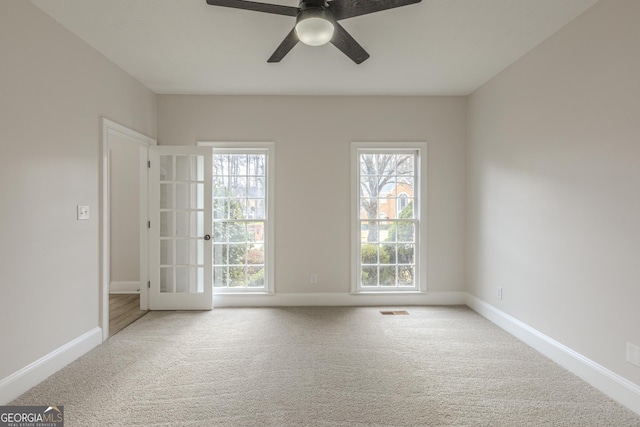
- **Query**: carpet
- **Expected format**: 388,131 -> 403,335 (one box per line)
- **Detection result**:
11,306 -> 640,426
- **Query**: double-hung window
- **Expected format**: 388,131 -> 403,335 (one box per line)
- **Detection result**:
352,143 -> 426,292
199,142 -> 274,293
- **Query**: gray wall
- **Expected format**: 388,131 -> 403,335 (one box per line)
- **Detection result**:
158,95 -> 468,294
467,0 -> 640,386
0,1 -> 156,380
109,136 -> 141,285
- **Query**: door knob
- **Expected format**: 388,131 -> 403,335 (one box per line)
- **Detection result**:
204,234 -> 211,241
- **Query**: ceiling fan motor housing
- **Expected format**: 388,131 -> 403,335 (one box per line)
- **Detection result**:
295,1 -> 335,46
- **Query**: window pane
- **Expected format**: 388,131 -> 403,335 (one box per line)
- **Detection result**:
213,199 -> 227,220
361,266 -> 378,287
247,244 -> 264,264
397,154 -> 414,176
248,222 -> 265,243
398,265 -> 414,286
228,222 -> 246,242
211,150 -> 269,290
355,148 -> 419,291
381,243 -> 396,264
228,244 -> 245,265
398,244 -> 414,264
360,154 -> 377,175
248,266 -> 264,287
397,222 -> 415,243
360,199 -> 377,219
213,267 -> 227,287
379,266 -> 396,286
229,199 -> 246,220
229,266 -> 246,287
213,244 -> 226,265
361,244 -> 378,264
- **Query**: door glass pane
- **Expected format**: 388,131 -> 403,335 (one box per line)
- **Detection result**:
160,240 -> 173,265
175,184 -> 190,209
160,184 -> 173,209
160,156 -> 173,181
160,267 -> 174,293
157,152 -> 208,296
176,211 -> 189,237
176,267 -> 188,293
160,212 -> 173,237
176,239 -> 189,265
176,156 -> 194,181
197,267 -> 204,293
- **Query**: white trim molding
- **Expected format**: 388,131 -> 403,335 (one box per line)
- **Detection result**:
350,141 -> 428,294
0,327 -> 102,405
109,281 -> 142,294
214,291 -> 465,307
465,293 -> 640,417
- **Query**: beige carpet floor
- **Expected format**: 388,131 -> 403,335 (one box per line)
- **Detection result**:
12,306 -> 640,426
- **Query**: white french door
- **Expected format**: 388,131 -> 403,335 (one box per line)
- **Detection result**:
149,146 -> 213,310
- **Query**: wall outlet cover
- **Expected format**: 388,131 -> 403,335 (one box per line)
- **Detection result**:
77,205 -> 90,220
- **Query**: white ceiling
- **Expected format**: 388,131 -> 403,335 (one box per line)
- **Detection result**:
30,0 -> 598,95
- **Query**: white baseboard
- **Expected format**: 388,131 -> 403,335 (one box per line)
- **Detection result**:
214,291 -> 466,307
109,281 -> 141,294
0,327 -> 102,405
465,293 -> 640,416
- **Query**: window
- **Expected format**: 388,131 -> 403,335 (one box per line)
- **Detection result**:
200,142 -> 274,293
351,143 -> 426,292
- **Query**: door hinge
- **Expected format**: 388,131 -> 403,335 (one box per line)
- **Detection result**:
148,220 -> 151,229
148,281 -> 151,289
148,160 -> 151,168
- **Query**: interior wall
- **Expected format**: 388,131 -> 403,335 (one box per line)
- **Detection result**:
467,0 -> 640,386
158,95 -> 467,295
0,1 -> 156,380
109,136 -> 141,285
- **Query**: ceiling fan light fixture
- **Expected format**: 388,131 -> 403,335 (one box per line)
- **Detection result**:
295,9 -> 334,46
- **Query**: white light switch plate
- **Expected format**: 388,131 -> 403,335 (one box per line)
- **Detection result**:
77,205 -> 90,220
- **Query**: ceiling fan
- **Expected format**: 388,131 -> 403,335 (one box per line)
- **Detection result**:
205,0 -> 422,64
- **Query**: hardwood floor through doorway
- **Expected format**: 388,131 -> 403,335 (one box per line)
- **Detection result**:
109,294 -> 148,337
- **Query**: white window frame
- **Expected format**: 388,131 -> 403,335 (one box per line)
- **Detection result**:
351,142 -> 427,293
199,141 -> 275,294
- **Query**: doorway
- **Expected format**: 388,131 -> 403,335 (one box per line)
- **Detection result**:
101,118 -> 156,341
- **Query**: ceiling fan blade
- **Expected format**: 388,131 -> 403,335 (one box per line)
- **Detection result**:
329,0 -> 421,21
267,28 -> 299,62
330,22 -> 369,64
206,0 -> 298,16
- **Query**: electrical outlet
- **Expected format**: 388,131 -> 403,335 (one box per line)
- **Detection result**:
496,287 -> 503,300
627,342 -> 640,367
77,205 -> 90,220
310,274 -> 318,284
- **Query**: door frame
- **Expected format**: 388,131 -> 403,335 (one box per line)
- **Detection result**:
100,118 -> 156,341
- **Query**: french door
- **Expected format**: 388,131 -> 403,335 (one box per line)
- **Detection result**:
148,146 -> 213,310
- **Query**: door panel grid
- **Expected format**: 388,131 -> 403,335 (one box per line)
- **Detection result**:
150,146 -> 212,310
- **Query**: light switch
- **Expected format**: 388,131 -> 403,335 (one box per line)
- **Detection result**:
77,205 -> 90,220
